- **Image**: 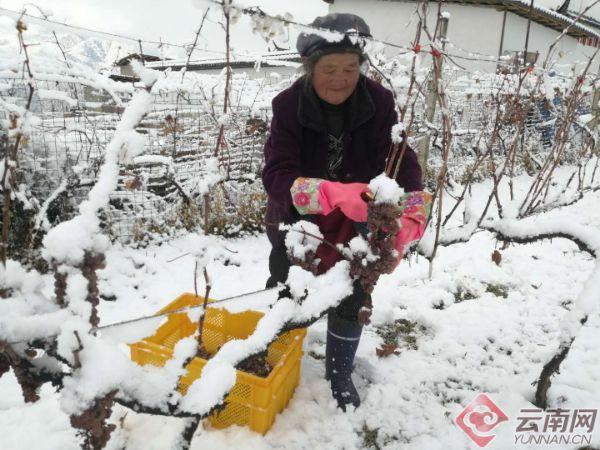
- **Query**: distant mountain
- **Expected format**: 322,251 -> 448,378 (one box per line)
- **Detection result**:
64,37 -> 134,70
0,19 -> 135,71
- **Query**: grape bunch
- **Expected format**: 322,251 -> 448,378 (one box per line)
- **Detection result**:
349,201 -> 400,294
287,248 -> 320,276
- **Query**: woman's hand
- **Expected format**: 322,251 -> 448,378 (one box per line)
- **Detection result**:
387,191 -> 432,273
319,181 -> 371,222
291,177 -> 371,222
291,178 -> 431,272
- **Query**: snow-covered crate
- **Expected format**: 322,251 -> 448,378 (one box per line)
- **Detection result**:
129,293 -> 307,434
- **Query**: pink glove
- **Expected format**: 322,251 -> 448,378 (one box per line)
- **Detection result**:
291,179 -> 432,271
388,191 -> 432,272
318,181 -> 370,222
291,177 -> 371,222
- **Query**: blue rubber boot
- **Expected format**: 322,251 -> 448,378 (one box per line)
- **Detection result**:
325,312 -> 363,412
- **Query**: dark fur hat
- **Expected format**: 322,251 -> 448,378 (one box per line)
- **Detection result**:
296,13 -> 371,58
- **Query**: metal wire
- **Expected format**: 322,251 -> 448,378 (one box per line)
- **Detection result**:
6,286 -> 279,346
96,286 -> 278,331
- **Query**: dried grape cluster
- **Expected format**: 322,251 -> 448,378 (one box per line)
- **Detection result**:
283,199 -> 401,326
350,201 -> 400,294
285,201 -> 401,296
287,248 -> 320,275
80,252 -> 107,328
70,390 -> 117,450
0,342 -> 43,403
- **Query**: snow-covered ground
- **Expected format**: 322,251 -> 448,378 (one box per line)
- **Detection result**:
1,169 -> 599,450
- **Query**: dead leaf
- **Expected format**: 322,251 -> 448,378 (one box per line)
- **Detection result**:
491,250 -> 502,266
376,343 -> 400,358
125,175 -> 142,191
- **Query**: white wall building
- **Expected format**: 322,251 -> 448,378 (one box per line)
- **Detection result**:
327,0 -> 600,74
146,52 -> 301,79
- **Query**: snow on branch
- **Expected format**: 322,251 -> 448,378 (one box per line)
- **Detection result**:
33,179 -> 68,232
178,264 -> 351,415
419,212 -> 600,260
42,63 -> 156,266
484,217 -> 599,258
417,201 -> 600,410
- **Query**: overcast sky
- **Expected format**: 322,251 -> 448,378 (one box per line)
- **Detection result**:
0,0 -> 597,60
0,0 -> 329,57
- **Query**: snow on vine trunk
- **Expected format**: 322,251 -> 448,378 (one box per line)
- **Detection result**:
179,261 -> 353,415
42,63 -> 156,266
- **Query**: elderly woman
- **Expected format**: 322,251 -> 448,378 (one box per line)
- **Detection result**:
261,13 -> 425,411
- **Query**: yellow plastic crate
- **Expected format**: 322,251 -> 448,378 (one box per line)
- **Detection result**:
129,293 -> 307,434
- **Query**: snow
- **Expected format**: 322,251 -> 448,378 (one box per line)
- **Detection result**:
101,316 -> 166,345
180,298 -> 296,414
131,59 -> 158,88
60,336 -> 166,415
37,88 -> 78,107
0,379 -> 81,449
347,235 -> 370,254
542,71 -> 555,103
217,113 -> 230,126
181,258 -> 353,416
41,66 -> 156,265
41,216 -> 111,266
56,319 -> 91,366
2,174 -> 600,447
390,122 -> 406,144
0,307 -> 71,344
64,270 -> 93,320
368,173 -> 405,204
283,220 -> 322,260
291,262 -> 353,321
196,157 -> 224,196
0,259 -> 44,295
0,261 -> 72,344
1,3 -> 600,447
249,11 -> 293,44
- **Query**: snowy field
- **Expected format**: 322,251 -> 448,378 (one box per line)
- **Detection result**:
1,0 -> 599,448
1,169 -> 599,450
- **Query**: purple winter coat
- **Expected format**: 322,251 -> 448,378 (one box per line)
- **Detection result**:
262,75 -> 423,272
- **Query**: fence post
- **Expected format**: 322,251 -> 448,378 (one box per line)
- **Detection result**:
418,13 -> 449,171
203,193 -> 211,234
589,83 -> 600,129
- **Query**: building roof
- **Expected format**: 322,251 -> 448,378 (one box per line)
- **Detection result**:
145,51 -> 301,72
114,53 -> 164,67
108,51 -> 300,82
564,10 -> 600,31
369,0 -> 600,39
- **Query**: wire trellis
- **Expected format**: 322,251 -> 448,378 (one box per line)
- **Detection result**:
0,64 -> 595,253
0,76 -> 272,246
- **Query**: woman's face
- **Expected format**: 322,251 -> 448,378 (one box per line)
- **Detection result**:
311,52 -> 361,105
